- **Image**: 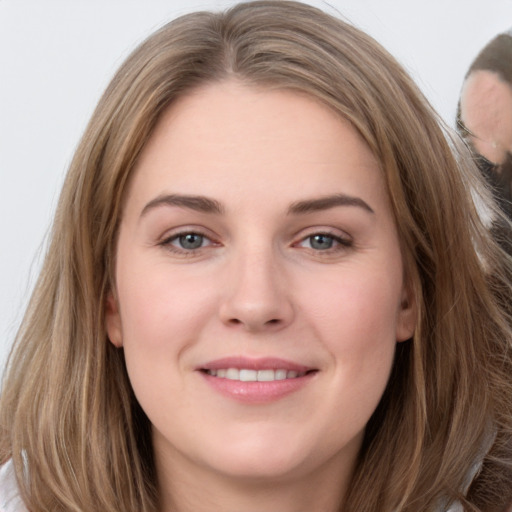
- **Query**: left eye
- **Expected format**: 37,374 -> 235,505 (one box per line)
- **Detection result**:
298,233 -> 350,251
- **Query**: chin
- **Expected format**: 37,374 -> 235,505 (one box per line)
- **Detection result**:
196,429 -> 339,483
209,451 -> 312,483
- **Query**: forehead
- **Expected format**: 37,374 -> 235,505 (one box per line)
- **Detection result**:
126,80 -> 387,215
147,81 -> 372,153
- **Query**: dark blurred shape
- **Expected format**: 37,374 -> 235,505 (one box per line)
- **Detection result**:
457,30 -> 512,221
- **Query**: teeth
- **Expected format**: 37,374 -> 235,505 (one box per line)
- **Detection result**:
226,368 -> 239,380
275,369 -> 287,380
205,368 -> 307,381
256,369 -> 274,382
239,369 -> 257,382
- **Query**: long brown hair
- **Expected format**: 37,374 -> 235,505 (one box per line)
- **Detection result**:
1,2 -> 511,511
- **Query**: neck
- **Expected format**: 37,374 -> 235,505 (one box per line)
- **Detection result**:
155,444 -> 355,512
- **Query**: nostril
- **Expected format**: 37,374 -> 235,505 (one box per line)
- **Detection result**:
226,317 -> 281,328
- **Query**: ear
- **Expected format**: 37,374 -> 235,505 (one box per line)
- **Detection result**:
396,282 -> 417,342
105,292 -> 123,347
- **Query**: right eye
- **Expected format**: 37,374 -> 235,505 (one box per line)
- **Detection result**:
174,233 -> 207,250
160,231 -> 216,254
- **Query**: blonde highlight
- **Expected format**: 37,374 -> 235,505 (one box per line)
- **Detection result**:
1,2 -> 511,511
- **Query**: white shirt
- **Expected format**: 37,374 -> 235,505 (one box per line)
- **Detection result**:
0,460 -> 27,512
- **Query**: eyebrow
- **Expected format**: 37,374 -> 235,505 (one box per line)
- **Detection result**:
141,194 -> 224,217
140,192 -> 374,218
287,194 -> 374,215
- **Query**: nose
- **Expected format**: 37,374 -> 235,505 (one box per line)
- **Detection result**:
218,246 -> 294,332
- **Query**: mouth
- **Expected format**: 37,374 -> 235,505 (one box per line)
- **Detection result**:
197,357 -> 318,403
201,368 -> 314,381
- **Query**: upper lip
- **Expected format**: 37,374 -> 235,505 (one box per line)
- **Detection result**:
198,356 -> 314,373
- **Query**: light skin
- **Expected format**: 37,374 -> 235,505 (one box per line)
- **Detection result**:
106,81 -> 416,512
460,69 -> 512,165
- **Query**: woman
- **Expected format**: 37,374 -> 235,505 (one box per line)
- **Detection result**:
1,1 -> 511,511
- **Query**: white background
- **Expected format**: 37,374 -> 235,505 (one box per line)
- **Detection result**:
1,0 -> 512,369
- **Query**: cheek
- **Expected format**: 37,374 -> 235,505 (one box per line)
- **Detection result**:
117,258 -> 216,342
114,260 -> 217,412
307,269 -> 402,348
306,269 -> 401,400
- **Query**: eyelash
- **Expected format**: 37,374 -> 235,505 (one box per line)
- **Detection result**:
159,229 -> 353,256
159,230 -> 217,255
295,231 -> 353,254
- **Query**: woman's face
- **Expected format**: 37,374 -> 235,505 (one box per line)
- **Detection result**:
106,81 -> 415,490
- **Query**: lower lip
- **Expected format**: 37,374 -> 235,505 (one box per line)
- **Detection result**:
200,372 -> 316,404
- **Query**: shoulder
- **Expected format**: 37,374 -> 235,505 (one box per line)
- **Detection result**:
0,460 -> 28,512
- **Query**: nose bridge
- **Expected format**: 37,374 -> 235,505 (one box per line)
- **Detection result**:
219,239 -> 293,331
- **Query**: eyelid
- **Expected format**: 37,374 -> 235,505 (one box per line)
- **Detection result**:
293,227 -> 353,252
156,225 -> 353,256
158,226 -> 220,254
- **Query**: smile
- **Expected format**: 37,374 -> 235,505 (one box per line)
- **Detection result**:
198,357 -> 317,403
204,368 -> 307,381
